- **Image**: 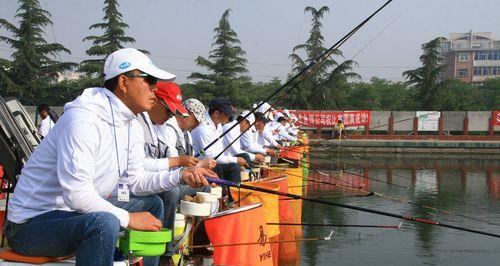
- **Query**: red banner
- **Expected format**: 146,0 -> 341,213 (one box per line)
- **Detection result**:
289,110 -> 371,128
494,111 -> 500,126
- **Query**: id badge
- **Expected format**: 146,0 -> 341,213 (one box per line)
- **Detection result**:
117,182 -> 130,202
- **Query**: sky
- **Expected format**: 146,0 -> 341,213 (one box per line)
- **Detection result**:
0,0 -> 499,84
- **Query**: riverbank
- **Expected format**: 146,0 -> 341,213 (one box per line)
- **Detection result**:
310,139 -> 500,154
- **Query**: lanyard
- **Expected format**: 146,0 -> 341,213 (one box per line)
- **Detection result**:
107,96 -> 130,181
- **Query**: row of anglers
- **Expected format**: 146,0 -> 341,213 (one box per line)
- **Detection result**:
3,48 -> 306,266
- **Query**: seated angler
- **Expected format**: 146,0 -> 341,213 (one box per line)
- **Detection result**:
241,111 -> 279,157
191,98 -> 248,183
222,110 -> 264,166
4,48 -> 216,266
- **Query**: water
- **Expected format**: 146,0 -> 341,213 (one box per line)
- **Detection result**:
299,150 -> 500,266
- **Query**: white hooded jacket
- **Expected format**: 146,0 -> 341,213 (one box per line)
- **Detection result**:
8,88 -> 180,227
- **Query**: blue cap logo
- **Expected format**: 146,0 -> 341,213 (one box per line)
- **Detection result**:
119,62 -> 131,69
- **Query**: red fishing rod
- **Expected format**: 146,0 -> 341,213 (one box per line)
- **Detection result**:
205,177 -> 500,239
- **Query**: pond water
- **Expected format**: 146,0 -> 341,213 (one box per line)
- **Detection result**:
296,149 -> 500,266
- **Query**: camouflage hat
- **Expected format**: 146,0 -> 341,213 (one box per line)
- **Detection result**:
183,98 -> 207,124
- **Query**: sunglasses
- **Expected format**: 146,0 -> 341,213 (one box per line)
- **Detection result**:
124,72 -> 158,85
158,100 -> 175,117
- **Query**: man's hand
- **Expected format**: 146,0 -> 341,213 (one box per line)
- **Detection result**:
254,154 -> 265,164
197,158 -> 217,169
266,149 -> 277,156
236,157 -> 249,168
182,166 -> 218,188
178,156 -> 199,167
128,212 -> 162,231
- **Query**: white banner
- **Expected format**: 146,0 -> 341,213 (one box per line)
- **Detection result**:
417,111 -> 440,131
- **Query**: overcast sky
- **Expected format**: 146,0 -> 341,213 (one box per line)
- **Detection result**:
0,0 -> 499,83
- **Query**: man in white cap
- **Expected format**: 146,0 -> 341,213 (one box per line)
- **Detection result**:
222,110 -> 265,166
4,48 -> 216,266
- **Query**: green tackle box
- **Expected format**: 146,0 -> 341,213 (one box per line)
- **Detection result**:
119,228 -> 172,257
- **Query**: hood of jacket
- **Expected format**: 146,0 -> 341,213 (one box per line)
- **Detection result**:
64,87 -> 136,127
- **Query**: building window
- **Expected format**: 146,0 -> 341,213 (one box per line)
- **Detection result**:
457,69 -> 468,77
474,50 -> 500,60
458,53 -> 469,62
492,66 -> 500,75
473,66 -> 490,75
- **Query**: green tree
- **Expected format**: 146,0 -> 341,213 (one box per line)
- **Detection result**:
0,0 -> 75,104
403,37 -> 448,110
480,77 -> 500,110
80,0 -> 139,83
289,6 -> 359,109
188,9 -> 249,104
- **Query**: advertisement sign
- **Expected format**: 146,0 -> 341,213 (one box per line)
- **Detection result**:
289,110 -> 371,128
417,111 -> 440,131
494,111 -> 500,126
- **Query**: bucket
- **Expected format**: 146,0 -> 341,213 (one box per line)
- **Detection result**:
196,192 -> 219,215
204,204 -> 273,266
241,169 -> 250,181
229,182 -> 280,238
119,228 -> 171,257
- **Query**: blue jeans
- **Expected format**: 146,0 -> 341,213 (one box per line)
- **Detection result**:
157,185 -> 209,256
6,211 -> 120,266
108,194 -> 164,266
5,194 -> 163,266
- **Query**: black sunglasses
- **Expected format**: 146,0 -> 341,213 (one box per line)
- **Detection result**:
158,100 -> 175,116
124,72 -> 158,85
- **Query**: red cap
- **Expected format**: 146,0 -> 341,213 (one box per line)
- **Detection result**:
155,82 -> 189,117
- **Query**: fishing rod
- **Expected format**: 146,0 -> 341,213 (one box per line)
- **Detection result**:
265,162 -> 500,228
281,146 -> 438,188
277,151 -> 411,189
267,222 -> 403,229
187,230 -> 334,249
196,0 -> 394,158
204,177 -> 500,239
261,164 -> 363,190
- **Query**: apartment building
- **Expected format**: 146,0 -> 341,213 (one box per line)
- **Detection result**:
439,32 -> 500,83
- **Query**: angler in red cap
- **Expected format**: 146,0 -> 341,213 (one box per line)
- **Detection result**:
137,81 -> 216,263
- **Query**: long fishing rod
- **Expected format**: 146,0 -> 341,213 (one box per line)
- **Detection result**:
197,0 -> 394,158
187,230 -> 334,249
267,222 -> 403,229
281,147 -> 437,188
205,177 -> 500,238
266,160 -> 500,227
277,151 -> 411,189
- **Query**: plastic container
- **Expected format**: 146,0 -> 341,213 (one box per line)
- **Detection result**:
118,228 -> 171,257
179,200 -> 211,216
211,186 -> 223,198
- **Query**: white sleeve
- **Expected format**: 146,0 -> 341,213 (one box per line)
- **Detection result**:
241,131 -> 267,154
144,157 -> 170,172
192,125 -> 237,164
263,128 -> 279,147
57,121 -> 130,228
126,123 -> 181,196
38,118 -> 50,137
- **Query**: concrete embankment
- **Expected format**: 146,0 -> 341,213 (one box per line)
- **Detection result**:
311,139 -> 500,154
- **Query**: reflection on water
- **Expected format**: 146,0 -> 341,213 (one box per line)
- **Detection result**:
299,150 -> 500,266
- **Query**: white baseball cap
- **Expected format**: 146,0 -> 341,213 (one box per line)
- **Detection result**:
103,48 -> 176,81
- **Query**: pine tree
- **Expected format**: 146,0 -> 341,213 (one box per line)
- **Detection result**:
80,0 -> 139,82
0,0 -> 75,104
188,9 -> 249,103
403,37 -> 449,110
289,6 -> 358,109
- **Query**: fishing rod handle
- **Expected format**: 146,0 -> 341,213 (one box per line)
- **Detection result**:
205,177 -> 237,187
